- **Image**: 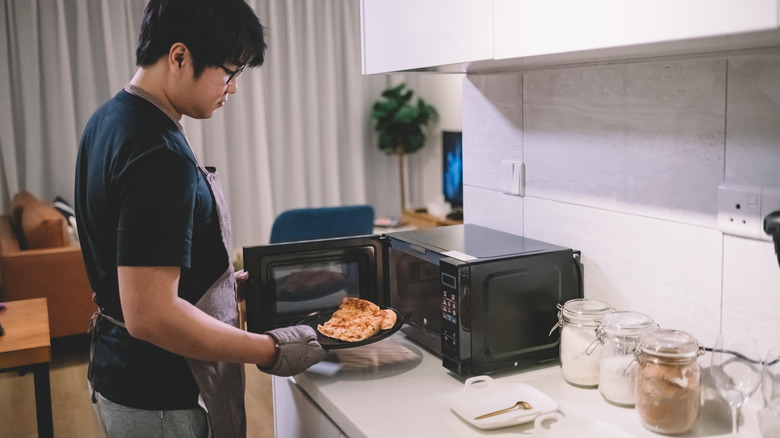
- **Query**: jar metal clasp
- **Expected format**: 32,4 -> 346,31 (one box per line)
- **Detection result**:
548,303 -> 564,336
585,320 -> 605,355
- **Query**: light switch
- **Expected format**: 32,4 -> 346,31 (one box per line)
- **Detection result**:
501,160 -> 525,196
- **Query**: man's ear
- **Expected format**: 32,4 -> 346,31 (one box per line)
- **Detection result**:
169,43 -> 187,70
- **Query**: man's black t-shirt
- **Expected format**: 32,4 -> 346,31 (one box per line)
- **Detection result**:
75,90 -> 229,409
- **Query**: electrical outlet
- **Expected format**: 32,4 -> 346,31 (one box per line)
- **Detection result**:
760,188 -> 780,242
718,185 -> 780,240
718,185 -> 762,239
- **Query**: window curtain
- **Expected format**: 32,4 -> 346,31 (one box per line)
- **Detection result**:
1,0 -> 397,255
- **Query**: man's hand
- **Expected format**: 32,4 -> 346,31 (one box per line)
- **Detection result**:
235,269 -> 249,302
259,325 -> 329,376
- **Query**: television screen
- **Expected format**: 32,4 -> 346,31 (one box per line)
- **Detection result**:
442,131 -> 463,209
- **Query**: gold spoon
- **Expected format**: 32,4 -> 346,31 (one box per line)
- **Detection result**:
474,401 -> 533,420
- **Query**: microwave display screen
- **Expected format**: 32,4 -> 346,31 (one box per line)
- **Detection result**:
270,258 -> 361,316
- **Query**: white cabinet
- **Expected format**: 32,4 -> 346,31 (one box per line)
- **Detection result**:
360,0 -> 493,74
361,0 -> 780,74
494,0 -> 780,59
272,376 -> 346,438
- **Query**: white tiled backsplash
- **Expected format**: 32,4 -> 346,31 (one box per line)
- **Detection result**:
462,52 -> 780,352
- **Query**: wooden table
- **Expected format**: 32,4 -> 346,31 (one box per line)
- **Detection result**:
401,209 -> 463,228
0,298 -> 53,438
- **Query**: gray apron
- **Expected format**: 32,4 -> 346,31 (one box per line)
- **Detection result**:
185,166 -> 246,438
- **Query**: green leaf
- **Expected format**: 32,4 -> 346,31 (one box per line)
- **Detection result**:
369,83 -> 438,156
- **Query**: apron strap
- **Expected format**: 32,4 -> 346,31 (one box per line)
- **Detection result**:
88,292 -> 127,404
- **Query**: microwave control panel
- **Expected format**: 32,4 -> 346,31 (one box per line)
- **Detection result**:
440,259 -> 470,375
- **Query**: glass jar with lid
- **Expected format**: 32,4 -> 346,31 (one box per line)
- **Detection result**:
635,329 -> 703,435
553,298 -> 614,387
596,311 -> 656,406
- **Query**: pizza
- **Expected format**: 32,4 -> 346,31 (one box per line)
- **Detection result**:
317,297 -> 396,342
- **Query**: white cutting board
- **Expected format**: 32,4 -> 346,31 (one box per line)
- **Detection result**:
450,375 -> 558,430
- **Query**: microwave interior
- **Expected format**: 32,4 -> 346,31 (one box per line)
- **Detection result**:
243,235 -> 388,334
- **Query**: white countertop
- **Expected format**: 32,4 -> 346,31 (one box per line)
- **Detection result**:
291,332 -> 764,438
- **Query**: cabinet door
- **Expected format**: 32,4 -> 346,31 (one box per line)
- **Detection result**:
272,376 -> 347,438
494,0 -> 779,59
361,0 -> 493,74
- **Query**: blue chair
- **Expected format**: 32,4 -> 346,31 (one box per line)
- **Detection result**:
269,205 -> 375,243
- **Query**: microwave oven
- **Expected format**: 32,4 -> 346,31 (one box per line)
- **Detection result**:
243,224 -> 583,376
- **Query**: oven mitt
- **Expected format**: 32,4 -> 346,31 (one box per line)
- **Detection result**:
260,325 -> 329,376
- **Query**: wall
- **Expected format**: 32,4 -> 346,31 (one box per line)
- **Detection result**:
364,74 -> 464,218
462,51 -> 780,352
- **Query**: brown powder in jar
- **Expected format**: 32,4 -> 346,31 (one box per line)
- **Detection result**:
636,359 -> 701,434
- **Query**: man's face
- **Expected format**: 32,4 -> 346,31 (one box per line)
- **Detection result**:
171,61 -> 241,119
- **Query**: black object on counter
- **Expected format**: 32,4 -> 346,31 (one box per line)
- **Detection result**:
765,210 -> 780,268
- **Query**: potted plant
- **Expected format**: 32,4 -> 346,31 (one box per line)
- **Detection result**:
370,83 -> 438,212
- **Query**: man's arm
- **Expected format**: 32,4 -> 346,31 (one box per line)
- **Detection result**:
118,265 -> 278,367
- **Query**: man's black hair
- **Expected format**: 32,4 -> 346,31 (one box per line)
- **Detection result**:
136,0 -> 267,77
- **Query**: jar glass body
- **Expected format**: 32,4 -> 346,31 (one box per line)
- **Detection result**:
559,298 -> 613,387
635,329 -> 702,435
597,311 -> 655,406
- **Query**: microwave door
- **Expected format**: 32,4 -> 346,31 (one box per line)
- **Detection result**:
243,234 -> 389,333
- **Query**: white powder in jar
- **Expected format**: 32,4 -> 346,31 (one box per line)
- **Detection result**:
599,355 -> 637,405
560,325 -> 600,386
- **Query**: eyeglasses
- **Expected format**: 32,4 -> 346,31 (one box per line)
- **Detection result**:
217,64 -> 245,85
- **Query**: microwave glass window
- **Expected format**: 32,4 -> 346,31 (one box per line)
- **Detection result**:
271,260 -> 360,315
484,265 -> 561,356
389,250 -> 441,332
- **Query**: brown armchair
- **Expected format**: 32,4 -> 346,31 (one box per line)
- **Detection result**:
0,192 -> 95,338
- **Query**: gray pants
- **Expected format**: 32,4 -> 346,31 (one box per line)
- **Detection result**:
94,391 -> 211,438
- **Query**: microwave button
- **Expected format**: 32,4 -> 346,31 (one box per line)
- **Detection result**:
443,304 -> 456,317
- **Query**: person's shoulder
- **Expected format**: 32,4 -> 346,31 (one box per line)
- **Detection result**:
84,90 -> 125,123
86,90 -> 154,130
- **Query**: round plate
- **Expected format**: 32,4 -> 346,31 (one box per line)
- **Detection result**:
296,308 -> 403,350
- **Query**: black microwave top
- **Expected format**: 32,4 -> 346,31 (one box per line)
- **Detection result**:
386,223 -> 570,261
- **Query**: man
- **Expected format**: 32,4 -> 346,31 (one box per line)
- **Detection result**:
75,1 -> 327,436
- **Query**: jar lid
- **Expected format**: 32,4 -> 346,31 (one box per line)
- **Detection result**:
600,311 -> 655,337
562,298 -> 613,317
638,329 -> 700,359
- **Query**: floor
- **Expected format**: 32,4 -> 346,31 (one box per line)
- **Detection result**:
0,335 -> 274,438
